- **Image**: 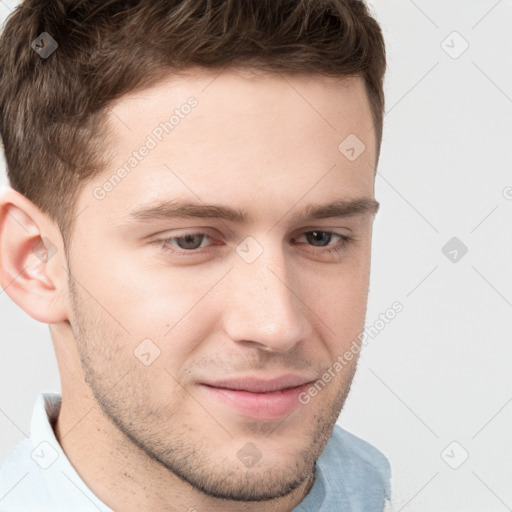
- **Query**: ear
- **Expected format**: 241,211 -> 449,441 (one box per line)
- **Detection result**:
0,186 -> 69,324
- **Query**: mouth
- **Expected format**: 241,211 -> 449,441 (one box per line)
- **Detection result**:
198,375 -> 316,420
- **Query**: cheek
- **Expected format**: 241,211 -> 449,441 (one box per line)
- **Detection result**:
307,243 -> 370,288
79,248 -> 212,334
69,259 -> 212,384
298,259 -> 370,347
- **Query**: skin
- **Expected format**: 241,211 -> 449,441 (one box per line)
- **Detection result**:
0,68 -> 378,511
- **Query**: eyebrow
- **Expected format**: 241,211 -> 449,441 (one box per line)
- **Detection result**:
128,197 -> 379,225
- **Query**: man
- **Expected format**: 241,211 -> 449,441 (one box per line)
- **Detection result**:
0,0 -> 390,510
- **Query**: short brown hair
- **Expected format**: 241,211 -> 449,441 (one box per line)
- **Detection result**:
0,0 -> 386,239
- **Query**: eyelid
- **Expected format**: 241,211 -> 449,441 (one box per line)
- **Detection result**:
291,225 -> 353,237
149,226 -> 218,239
293,231 -> 349,242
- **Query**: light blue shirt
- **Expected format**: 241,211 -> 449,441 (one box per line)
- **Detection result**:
0,393 -> 391,511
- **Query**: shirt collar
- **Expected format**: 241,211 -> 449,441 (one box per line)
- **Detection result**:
30,392 -> 114,510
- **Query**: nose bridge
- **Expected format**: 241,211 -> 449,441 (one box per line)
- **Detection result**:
223,237 -> 308,352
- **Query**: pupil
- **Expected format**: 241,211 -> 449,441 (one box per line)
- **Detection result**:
178,234 -> 203,249
308,231 -> 330,247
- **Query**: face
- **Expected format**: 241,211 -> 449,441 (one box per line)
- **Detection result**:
65,68 -> 378,501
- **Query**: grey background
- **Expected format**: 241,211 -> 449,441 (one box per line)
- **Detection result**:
1,1 -> 511,510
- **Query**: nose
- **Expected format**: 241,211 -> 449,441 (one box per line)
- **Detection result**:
222,240 -> 311,353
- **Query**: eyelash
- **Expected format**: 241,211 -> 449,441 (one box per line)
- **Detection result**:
156,231 -> 354,257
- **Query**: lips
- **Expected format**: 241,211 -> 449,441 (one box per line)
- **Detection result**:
198,374 -> 316,420
201,374 -> 315,393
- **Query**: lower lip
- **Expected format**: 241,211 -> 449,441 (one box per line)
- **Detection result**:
199,383 -> 311,420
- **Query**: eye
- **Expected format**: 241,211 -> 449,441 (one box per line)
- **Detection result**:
300,231 -> 337,247
173,233 -> 209,250
159,232 -> 213,254
292,230 -> 354,255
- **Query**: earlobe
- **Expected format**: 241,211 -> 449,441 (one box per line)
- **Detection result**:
0,187 -> 69,324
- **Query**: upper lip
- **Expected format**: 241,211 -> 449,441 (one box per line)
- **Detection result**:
200,374 -> 317,393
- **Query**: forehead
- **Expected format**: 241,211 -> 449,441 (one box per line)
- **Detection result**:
79,69 -> 376,226
110,67 -> 373,137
